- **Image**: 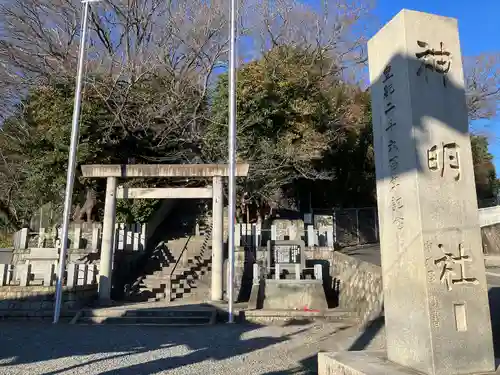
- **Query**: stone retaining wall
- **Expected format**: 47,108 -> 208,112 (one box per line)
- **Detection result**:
330,252 -> 383,323
482,224 -> 500,254
0,285 -> 97,318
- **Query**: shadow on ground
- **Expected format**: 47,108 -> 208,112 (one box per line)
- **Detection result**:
262,355 -> 318,374
0,303 -> 308,374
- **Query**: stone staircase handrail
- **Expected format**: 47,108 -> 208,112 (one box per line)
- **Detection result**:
169,235 -> 194,279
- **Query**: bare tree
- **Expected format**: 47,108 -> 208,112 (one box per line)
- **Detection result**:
465,52 -> 500,122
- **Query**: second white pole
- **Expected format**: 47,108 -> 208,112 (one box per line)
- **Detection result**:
227,0 -> 238,323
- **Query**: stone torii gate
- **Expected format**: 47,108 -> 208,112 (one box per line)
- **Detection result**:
81,163 -> 250,303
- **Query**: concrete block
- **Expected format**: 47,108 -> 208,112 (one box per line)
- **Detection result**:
317,351 -> 500,375
256,279 -> 327,310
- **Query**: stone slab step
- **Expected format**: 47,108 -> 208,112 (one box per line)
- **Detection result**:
0,309 -> 78,319
80,307 -> 215,318
239,308 -> 357,325
141,280 -> 169,288
78,316 -> 215,325
146,271 -> 171,277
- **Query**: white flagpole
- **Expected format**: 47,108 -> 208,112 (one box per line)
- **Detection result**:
227,0 -> 238,323
53,0 -> 100,324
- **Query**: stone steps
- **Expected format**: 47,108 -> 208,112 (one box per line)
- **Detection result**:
127,222 -> 213,303
0,309 -> 77,320
169,235 -> 212,302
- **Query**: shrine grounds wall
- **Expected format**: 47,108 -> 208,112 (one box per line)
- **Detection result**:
329,252 -> 383,323
0,285 -> 96,318
229,247 -> 383,322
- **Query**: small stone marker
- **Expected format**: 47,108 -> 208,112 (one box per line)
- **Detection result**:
326,228 -> 334,247
91,226 -> 100,250
253,263 -> 260,282
133,223 -> 141,251
87,264 -> 97,285
307,225 -> 316,247
140,223 -> 147,250
270,224 -> 277,241
295,263 -> 301,280
66,264 -> 78,287
314,264 -> 322,281
43,263 -> 54,286
367,9 -> 495,375
37,228 -> 45,248
235,224 -> 241,248
18,264 -> 30,286
71,225 -> 82,249
275,264 -> 280,280
76,264 -> 87,286
0,264 -> 8,286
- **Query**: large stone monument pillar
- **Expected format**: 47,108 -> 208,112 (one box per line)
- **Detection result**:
318,9 -> 496,375
98,176 -> 117,302
211,175 -> 224,301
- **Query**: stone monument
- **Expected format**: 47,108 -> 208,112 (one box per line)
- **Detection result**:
318,9 -> 496,375
248,239 -> 327,310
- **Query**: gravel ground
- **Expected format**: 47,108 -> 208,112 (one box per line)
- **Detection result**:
0,320 -> 384,375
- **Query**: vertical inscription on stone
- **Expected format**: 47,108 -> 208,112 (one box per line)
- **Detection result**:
429,294 -> 440,329
454,303 -> 467,332
382,64 -> 404,231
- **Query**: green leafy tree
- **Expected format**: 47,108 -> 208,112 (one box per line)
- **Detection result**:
0,79 -> 161,228
471,134 -> 498,206
205,46 -> 371,220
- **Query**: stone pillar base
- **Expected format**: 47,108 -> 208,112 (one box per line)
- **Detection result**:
318,351 -> 499,375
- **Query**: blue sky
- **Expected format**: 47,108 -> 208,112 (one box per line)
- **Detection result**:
305,0 -> 500,170
370,1 -> 500,169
